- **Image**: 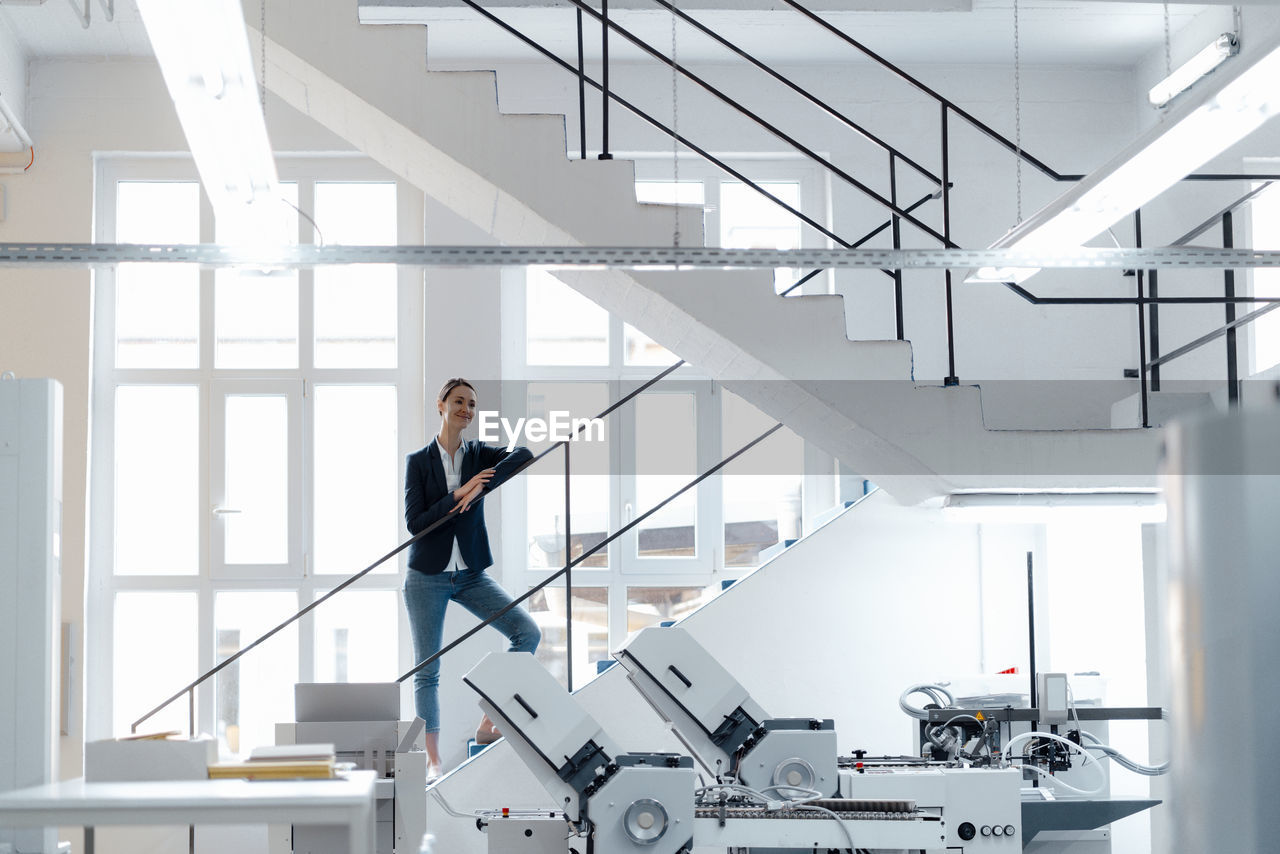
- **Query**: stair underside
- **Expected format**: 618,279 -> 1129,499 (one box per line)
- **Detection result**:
259,2 -> 1162,503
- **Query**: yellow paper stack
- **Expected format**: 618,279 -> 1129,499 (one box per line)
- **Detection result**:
208,743 -> 337,780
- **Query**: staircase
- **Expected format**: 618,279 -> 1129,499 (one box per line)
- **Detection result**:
253,0 -> 1162,503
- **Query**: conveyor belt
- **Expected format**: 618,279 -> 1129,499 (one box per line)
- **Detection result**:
693,804 -> 925,822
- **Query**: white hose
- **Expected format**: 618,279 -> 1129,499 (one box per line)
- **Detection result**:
1002,731 -> 1106,796
899,683 -> 955,720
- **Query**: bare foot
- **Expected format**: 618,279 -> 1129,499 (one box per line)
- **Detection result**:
475,717 -> 501,745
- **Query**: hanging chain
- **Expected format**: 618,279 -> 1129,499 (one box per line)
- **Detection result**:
1013,0 -> 1023,224
260,0 -> 268,116
1163,2 -> 1171,78
670,0 -> 681,247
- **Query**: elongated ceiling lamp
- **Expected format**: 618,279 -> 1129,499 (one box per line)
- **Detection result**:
135,0 -> 282,242
969,25 -> 1280,285
1149,33 -> 1239,108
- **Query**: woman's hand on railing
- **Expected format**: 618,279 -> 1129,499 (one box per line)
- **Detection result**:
453,468 -> 495,512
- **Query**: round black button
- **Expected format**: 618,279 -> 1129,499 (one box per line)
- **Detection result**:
958,822 -> 976,841
1004,824 -> 1016,838
981,825 -> 991,836
992,825 -> 1004,837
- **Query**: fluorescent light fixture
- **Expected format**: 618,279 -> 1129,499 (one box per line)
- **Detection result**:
136,0 -> 282,241
973,25 -> 1280,287
942,490 -> 1166,524
1149,33 -> 1239,108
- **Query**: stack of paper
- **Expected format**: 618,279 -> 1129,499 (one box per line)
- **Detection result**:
208,743 -> 337,780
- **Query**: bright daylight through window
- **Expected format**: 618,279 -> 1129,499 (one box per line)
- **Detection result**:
90,166 -> 411,754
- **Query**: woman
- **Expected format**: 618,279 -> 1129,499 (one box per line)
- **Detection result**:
403,377 -> 539,779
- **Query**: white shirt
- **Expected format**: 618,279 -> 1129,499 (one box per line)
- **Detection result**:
435,436 -> 469,572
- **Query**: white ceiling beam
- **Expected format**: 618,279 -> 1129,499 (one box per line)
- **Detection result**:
0,13 -> 29,155
981,10 -> 1280,274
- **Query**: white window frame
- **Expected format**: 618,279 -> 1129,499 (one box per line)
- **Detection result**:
87,155 -> 424,740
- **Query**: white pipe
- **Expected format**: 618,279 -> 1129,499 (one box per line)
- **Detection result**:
0,94 -> 34,174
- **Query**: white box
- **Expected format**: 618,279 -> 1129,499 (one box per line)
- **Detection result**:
84,737 -> 218,782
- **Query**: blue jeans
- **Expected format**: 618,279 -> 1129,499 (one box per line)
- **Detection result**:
403,567 -> 540,733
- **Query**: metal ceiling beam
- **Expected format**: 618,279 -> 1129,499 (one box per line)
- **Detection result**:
3,242 -> 1280,270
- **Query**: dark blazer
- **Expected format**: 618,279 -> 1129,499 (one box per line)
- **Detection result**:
404,439 -> 533,575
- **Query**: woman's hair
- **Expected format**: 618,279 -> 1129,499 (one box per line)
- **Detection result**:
437,377 -> 476,403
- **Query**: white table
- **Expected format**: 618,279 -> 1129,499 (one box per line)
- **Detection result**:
0,771 -> 377,854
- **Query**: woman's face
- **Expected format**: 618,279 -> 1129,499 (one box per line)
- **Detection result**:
438,384 -> 478,432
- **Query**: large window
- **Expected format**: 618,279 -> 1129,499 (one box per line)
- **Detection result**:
501,162 -> 834,686
89,159 -> 420,752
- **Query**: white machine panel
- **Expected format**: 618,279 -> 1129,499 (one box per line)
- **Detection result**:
615,626 -> 770,777
617,627 -> 766,738
465,653 -> 621,822
842,767 -> 1022,849
0,377 -> 63,854
466,652 -> 620,770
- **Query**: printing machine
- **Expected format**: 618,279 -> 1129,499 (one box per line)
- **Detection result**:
271,683 -> 426,854
463,627 -> 1025,854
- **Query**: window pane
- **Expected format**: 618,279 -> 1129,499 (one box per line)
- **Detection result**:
214,592 -> 298,756
314,386 -> 398,574
315,182 -> 397,244
722,391 -> 804,567
115,386 -> 199,575
624,323 -> 677,367
115,182 -> 200,368
636,393 -> 696,559
627,586 -> 709,632
525,383 -> 610,570
527,585 -> 609,688
214,184 -> 299,369
526,269 -> 608,366
314,182 -> 398,368
224,395 -> 289,565
315,266 -> 397,368
114,591 -> 197,735
313,590 -> 398,683
721,181 -> 803,294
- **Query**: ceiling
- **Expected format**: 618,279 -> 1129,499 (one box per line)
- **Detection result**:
0,0 -> 1218,67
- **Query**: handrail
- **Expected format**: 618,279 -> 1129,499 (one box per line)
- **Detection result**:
775,0 -> 1077,182
453,0 -> 859,252
1171,182 -> 1274,246
779,187 -> 944,297
644,0 -> 941,187
563,0 -> 952,245
131,358 -> 689,733
1146,301 -> 1280,370
396,423 -> 784,685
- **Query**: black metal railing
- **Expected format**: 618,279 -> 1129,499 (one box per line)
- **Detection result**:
450,0 -> 1280,392
130,358 -> 794,734
995,183 -> 1280,427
